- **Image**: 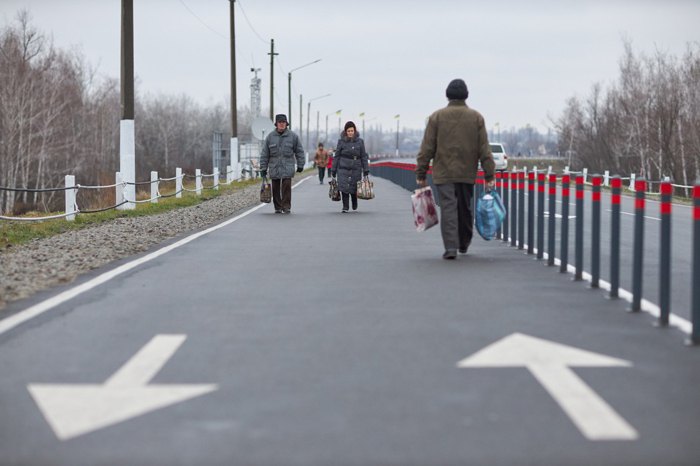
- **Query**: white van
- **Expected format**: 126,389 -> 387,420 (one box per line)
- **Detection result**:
490,143 -> 508,170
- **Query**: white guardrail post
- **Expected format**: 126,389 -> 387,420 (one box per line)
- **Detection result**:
116,172 -> 125,208
196,169 -> 202,196
630,173 -> 636,191
214,168 -> 220,190
583,167 -> 589,183
226,165 -> 232,185
64,175 -> 76,221
176,167 -> 182,198
604,170 -> 610,187
151,171 -> 158,203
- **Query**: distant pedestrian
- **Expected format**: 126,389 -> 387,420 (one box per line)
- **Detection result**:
326,148 -> 334,183
314,142 -> 329,184
415,79 -> 496,259
332,121 -> 369,213
260,114 -> 305,214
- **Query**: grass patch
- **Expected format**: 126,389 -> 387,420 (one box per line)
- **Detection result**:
0,177 -> 261,250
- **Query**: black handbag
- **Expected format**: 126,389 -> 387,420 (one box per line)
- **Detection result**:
260,177 -> 272,203
328,178 -> 340,201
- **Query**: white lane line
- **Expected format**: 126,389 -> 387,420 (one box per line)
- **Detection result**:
0,177 -> 311,336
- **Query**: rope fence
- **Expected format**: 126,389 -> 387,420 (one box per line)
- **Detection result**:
0,164 -> 246,222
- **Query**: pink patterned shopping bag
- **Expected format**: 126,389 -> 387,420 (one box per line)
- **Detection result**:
411,187 -> 439,232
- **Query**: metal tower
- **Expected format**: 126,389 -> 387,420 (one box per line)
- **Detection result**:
250,67 -> 261,117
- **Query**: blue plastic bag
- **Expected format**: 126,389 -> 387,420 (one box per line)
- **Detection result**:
475,190 -> 507,240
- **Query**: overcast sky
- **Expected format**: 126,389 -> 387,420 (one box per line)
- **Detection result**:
2,0 -> 699,135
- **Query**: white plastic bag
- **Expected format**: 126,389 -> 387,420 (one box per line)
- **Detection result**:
411,187 -> 439,232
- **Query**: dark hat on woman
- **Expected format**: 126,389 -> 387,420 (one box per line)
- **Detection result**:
446,79 -> 469,100
344,121 -> 357,132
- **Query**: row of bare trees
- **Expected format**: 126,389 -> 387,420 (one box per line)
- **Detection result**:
556,40 -> 700,187
0,13 -> 243,216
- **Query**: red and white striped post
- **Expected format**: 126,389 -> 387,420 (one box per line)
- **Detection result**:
657,181 -> 672,326
527,172 -> 535,254
591,175 -> 602,287
689,181 -> 700,344
574,175 -> 585,281
510,170 -> 518,247
609,176 -> 622,298
495,171 -> 503,240
631,178 -> 646,312
547,174 -> 557,266
518,171 -> 525,250
537,172 -> 546,260
560,174 -> 570,273
502,171 -> 509,243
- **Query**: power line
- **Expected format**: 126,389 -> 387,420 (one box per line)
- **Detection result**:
237,0 -> 268,44
177,0 -> 228,40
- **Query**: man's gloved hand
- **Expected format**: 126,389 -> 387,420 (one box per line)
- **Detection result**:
296,167 -> 303,173
416,177 -> 427,188
331,171 -> 336,178
363,171 -> 369,177
260,169 -> 267,178
486,179 -> 496,191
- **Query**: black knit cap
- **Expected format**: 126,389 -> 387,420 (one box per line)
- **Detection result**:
344,121 -> 357,132
446,79 -> 469,100
275,114 -> 288,123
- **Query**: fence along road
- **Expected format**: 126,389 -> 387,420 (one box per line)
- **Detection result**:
373,161 -> 697,326
1,176 -> 700,464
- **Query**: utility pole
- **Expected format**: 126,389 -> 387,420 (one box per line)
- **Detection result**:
229,0 -> 238,166
119,0 -> 135,209
268,39 -> 278,120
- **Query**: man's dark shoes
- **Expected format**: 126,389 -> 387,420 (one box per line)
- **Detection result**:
275,209 -> 282,214
283,209 -> 291,214
341,208 -> 348,213
459,247 -> 468,254
442,249 -> 457,260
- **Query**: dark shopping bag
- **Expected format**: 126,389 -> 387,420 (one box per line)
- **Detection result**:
475,189 -> 506,240
411,186 -> 439,232
260,177 -> 272,203
329,178 -> 340,201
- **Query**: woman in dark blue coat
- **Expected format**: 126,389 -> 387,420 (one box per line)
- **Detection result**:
332,121 -> 369,212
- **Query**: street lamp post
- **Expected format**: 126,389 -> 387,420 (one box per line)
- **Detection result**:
359,112 -> 365,137
306,93 -> 331,149
326,109 -> 341,144
287,58 -> 321,128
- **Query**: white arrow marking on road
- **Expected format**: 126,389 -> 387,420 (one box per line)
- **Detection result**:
457,332 -> 638,441
28,334 -> 218,441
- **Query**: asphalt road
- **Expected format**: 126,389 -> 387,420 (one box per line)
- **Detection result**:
1,175 -> 699,465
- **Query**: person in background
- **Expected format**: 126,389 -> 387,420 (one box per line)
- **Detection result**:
416,78 -> 495,259
314,142 -> 329,184
332,121 -> 369,213
260,114 -> 305,214
326,148 -> 334,183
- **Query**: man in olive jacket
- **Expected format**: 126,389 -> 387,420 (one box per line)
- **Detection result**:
416,79 -> 496,259
260,114 -> 305,213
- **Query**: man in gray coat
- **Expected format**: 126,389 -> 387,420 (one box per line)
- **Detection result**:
416,79 -> 496,259
260,114 -> 305,213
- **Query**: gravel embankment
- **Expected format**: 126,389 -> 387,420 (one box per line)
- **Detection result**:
0,183 -> 263,310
